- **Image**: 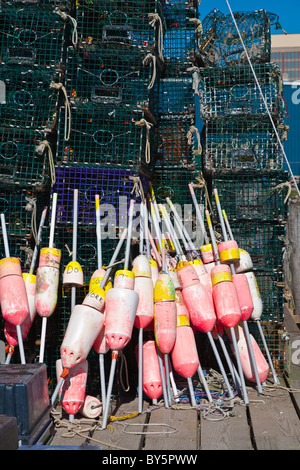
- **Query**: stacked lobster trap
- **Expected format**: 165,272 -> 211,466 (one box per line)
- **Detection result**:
196,8 -> 290,373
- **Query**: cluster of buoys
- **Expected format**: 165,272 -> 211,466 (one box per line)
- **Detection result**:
0,182 -> 280,429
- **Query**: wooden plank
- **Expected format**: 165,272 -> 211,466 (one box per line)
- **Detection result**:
247,387 -> 300,450
199,402 -> 253,450
143,406 -> 199,450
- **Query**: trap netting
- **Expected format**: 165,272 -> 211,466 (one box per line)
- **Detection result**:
202,116 -> 287,173
197,9 -> 284,68
65,44 -> 158,113
198,62 -> 286,120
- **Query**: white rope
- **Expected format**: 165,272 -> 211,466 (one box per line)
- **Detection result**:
50,82 -> 71,142
35,140 -> 56,186
186,66 -> 200,95
135,118 -> 153,164
25,196 -> 38,244
226,0 -> 300,198
148,13 -> 164,62
187,125 -> 202,155
54,8 -> 78,46
143,53 -> 157,90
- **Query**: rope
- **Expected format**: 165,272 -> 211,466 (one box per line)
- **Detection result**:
20,245 -> 34,270
25,196 -> 38,244
148,13 -> 164,62
50,82 -> 71,142
54,8 -> 78,46
225,0 -> 300,199
273,181 -> 292,204
35,140 -> 56,186
191,172 -> 213,213
189,18 -> 203,50
186,66 -> 200,95
187,125 -> 202,155
143,53 -> 157,90
118,351 -> 130,393
129,175 -> 146,203
134,119 -> 153,164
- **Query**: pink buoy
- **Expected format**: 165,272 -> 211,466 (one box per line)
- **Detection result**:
218,240 -> 240,265
229,326 -> 269,384
232,273 -> 254,321
211,265 -> 241,328
171,324 -> 199,379
0,257 -> 30,326
56,359 -> 88,417
60,288 -> 105,369
191,259 -> 213,301
149,258 -> 159,287
140,339 -> 163,400
153,272 -> 177,354
80,395 -> 102,419
104,270 -> 139,351
132,255 -> 154,329
177,261 -> 216,333
200,244 -> 215,264
35,247 -> 61,318
93,320 -> 109,355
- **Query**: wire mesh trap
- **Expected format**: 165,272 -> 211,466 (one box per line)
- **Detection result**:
0,64 -> 61,130
210,170 -> 290,223
51,164 -> 149,225
76,0 -> 164,52
198,62 -> 286,120
65,44 -> 157,112
0,4 -> 68,67
197,9 -> 284,68
202,117 -> 286,173
152,74 -> 194,115
56,103 -> 152,171
252,270 -> 286,322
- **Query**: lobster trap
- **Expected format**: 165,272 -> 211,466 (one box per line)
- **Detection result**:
198,62 -> 286,120
0,234 -> 33,270
202,117 -> 287,173
163,23 -> 198,65
162,2 -> 199,28
253,270 -> 285,322
76,0 -> 164,53
65,44 -> 158,112
56,103 -> 153,171
0,127 -> 53,189
154,113 -> 200,170
51,164 -> 149,226
228,222 -> 286,272
153,74 -> 194,115
0,64 -> 60,130
0,188 -> 49,238
198,9 -> 283,68
210,170 -> 290,223
0,4 -> 69,67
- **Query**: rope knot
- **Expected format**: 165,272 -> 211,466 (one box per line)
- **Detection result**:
50,81 -> 71,142
186,125 -> 202,155
129,176 -> 145,203
54,8 -> 78,46
35,140 -> 56,187
148,13 -> 164,62
143,53 -> 157,90
135,119 -> 153,164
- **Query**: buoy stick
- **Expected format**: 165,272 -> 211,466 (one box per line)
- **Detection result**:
166,198 -> 197,255
138,327 -> 143,413
206,209 -> 249,404
159,205 -> 184,259
197,363 -> 213,403
148,228 -> 162,268
100,228 -> 128,288
157,348 -> 169,408
71,190 -> 79,311
143,201 -> 151,259
214,189 -> 263,395
187,377 -> 197,407
99,353 -> 106,410
51,376 -> 64,405
39,316 -> 47,364
223,210 -> 280,386
188,184 -> 209,245
95,194 -> 102,269
217,332 -> 241,391
101,351 -> 118,429
1,213 -> 26,364
149,198 -> 163,254
30,207 -> 48,274
124,200 -> 135,271
49,193 -> 58,249
206,331 -> 235,398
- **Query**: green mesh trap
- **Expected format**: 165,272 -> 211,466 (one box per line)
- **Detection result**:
0,127 -> 53,189
252,270 -> 285,322
0,64 -> 60,130
198,9 -> 283,68
198,62 -> 286,120
210,170 -> 290,223
154,113 -> 201,170
248,320 -> 287,375
76,0 -> 164,52
0,234 -> 33,270
202,117 -> 286,173
151,167 -> 204,205
228,222 -> 286,272
162,2 -> 199,28
65,43 -> 157,112
163,21 -> 198,65
0,4 -> 68,66
56,103 -> 153,171
153,74 -> 194,115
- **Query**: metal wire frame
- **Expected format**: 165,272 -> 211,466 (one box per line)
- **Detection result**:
65,44 -> 157,112
152,74 -> 194,115
0,4 -> 68,67
56,103 -> 153,171
50,164 -> 149,225
202,116 -> 287,173
0,126 -> 53,189
76,0 -> 165,52
0,64 -> 61,130
163,22 -> 198,64
210,170 -> 290,223
252,270 -> 286,322
197,8 -> 281,68
198,62 -> 286,120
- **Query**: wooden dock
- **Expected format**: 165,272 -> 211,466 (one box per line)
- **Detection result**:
21,308 -> 300,452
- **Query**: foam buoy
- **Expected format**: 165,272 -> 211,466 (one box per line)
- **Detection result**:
211,264 -> 241,328
80,395 -> 102,419
56,359 -> 88,422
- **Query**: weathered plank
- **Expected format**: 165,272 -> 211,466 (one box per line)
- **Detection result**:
199,402 -> 253,450
247,386 -> 300,450
143,406 -> 199,450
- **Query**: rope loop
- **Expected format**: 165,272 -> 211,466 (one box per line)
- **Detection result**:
148,13 -> 164,62
50,81 -> 71,142
143,53 -> 157,90
135,119 -> 153,164
35,139 -> 56,187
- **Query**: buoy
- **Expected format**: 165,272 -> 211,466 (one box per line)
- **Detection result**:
136,339 -> 163,401
102,199 -> 139,429
0,213 -> 29,364
36,193 -> 61,363
56,359 -> 88,422
154,270 -> 177,354
132,255 -> 154,330
80,395 -> 102,419
190,258 -> 213,301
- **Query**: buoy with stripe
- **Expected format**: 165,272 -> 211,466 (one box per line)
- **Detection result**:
132,254 -> 154,330
56,358 -> 88,422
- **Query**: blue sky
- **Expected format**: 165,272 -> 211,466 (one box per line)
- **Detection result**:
198,0 -> 300,35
